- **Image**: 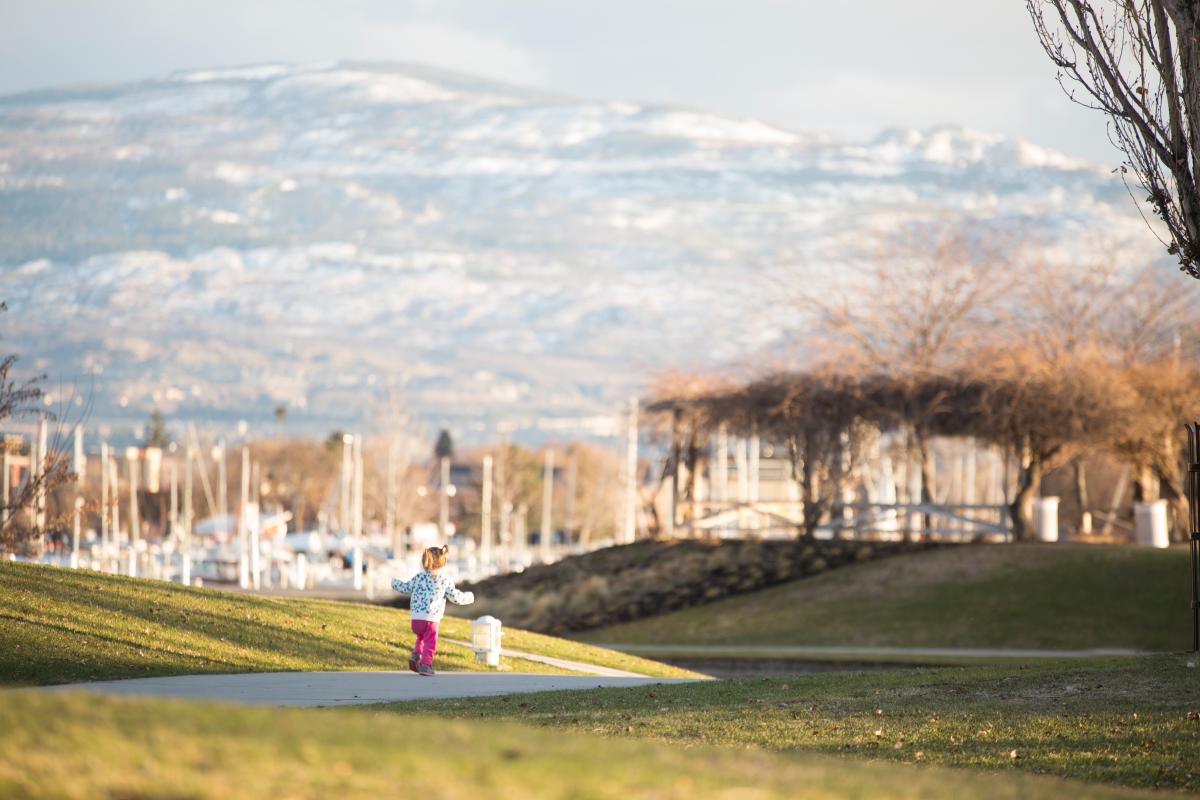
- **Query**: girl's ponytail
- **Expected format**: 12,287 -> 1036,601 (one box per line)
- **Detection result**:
422,545 -> 449,571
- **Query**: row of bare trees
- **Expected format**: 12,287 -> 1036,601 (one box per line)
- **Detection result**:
649,224 -> 1200,541
649,352 -> 1198,540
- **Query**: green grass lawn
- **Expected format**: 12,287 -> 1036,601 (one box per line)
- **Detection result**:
580,544 -> 1191,652
0,691 -> 1162,800
386,655 -> 1200,793
0,561 -> 695,686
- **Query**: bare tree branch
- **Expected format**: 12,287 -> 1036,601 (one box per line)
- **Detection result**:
1028,0 -> 1200,276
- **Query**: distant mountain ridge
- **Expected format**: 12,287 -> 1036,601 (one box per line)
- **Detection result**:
0,60 -> 1157,441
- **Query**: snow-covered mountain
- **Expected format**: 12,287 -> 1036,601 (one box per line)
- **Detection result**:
0,61 -> 1158,441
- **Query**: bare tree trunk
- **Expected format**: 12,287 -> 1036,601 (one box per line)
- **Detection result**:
787,435 -> 810,540
1008,447 -> 1043,541
1073,459 -> 1090,535
799,431 -> 825,540
915,428 -> 934,535
1099,466 -> 1128,539
1133,463 -> 1159,503
1154,463 -> 1188,542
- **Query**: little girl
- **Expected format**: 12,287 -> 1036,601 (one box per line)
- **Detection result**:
391,544 -> 475,676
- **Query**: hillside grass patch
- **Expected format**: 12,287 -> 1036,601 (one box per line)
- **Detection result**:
581,544 -> 1190,651
0,561 -> 694,686
0,691 -> 1162,799
386,655 -> 1200,793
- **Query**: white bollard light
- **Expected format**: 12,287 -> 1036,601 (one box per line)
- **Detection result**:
295,552 -> 308,590
1034,497 -> 1060,543
181,553 -> 192,586
471,615 -> 503,667
1134,500 -> 1170,548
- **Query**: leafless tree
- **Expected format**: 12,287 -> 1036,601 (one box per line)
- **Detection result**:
1028,1 -> 1200,276
0,318 -> 74,553
1112,360 -> 1200,538
964,347 -> 1131,539
803,223 -> 1012,522
366,390 -> 428,533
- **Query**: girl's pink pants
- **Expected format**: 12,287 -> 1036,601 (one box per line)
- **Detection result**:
411,620 -> 439,666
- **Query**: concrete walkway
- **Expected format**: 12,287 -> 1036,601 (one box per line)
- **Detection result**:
440,638 -> 644,677
40,671 -> 690,707
595,644 -> 1148,660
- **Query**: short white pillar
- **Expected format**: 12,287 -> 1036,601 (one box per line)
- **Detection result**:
1034,496 -> 1060,543
295,553 -> 308,590
471,615 -> 503,667
1134,500 -> 1170,548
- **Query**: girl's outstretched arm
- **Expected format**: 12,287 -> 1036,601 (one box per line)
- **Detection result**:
391,575 -> 415,593
444,582 -> 475,605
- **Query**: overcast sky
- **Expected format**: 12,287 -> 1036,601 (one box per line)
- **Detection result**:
2,0 -> 1118,163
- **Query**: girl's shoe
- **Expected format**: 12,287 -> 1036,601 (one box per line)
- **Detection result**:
408,653 -> 420,673
417,664 -> 435,677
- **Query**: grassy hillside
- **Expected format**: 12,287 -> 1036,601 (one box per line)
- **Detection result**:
0,691 -> 1158,800
393,655 -> 1200,793
0,562 -> 695,686
449,538 -> 927,635
580,544 -> 1191,652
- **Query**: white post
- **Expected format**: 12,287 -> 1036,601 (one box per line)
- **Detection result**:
716,423 -> 729,504
515,504 -> 528,565
249,480 -> 261,592
249,460 -> 262,590
623,397 -> 639,544
735,437 -> 748,530
34,419 -> 48,541
352,435 -> 364,591
748,434 -> 761,505
664,475 -> 676,538
877,453 -> 898,535
908,450 -> 923,534
735,438 -> 749,503
1034,496 -> 1060,543
99,441 -> 109,566
340,434 -> 352,532
949,450 -> 963,509
109,456 -> 120,551
1,442 -> 10,531
481,454 -> 493,568
385,437 -> 397,544
169,460 -> 179,541
1134,500 -> 1170,548
216,440 -> 228,525
439,455 -> 450,539
565,451 -> 577,541
73,425 -> 85,481
295,552 -> 308,590
963,444 -> 977,506
183,445 -> 194,547
264,534 -> 275,590
540,449 -> 554,563
71,426 -> 84,568
239,447 -> 250,588
126,448 -> 140,545
500,500 -> 512,569
71,497 -> 82,569
674,451 -> 685,536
